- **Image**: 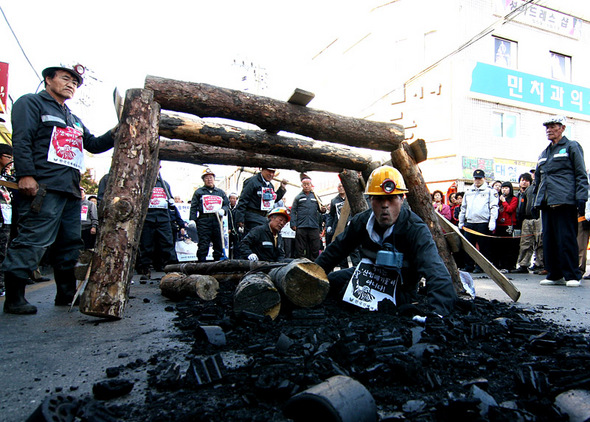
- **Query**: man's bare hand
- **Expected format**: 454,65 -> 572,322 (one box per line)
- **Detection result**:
19,176 -> 39,197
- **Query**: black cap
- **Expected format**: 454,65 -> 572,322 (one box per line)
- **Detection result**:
473,169 -> 485,179
0,143 -> 13,156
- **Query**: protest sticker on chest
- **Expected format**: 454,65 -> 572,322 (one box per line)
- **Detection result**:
81,204 -> 89,221
47,126 -> 84,171
149,187 -> 168,209
342,262 -> 401,311
202,195 -> 222,213
260,187 -> 275,211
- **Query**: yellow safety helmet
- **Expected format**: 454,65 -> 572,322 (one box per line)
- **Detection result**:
201,168 -> 215,179
365,166 -> 408,196
267,207 -> 291,222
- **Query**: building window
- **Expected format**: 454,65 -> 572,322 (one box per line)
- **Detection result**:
550,52 -> 571,81
492,112 -> 518,138
494,37 -> 517,68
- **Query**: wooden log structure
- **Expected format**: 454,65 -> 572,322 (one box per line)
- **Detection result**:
159,113 -> 373,171
164,259 -> 281,275
158,139 -> 343,173
234,272 -> 281,320
79,89 -> 161,319
160,273 -> 220,301
339,169 -> 369,216
390,143 -> 463,294
268,259 -> 330,308
145,75 -> 405,151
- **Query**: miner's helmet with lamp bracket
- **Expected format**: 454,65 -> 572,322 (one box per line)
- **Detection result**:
41,63 -> 86,87
267,207 -> 291,223
365,166 -> 408,196
201,168 -> 216,179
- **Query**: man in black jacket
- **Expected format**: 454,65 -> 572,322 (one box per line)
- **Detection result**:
239,207 -> 290,262
3,64 -> 116,314
315,166 -> 457,317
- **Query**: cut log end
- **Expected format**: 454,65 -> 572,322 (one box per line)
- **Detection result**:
270,259 -> 330,308
234,273 -> 282,320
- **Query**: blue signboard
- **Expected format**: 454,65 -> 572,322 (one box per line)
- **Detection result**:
470,62 -> 590,117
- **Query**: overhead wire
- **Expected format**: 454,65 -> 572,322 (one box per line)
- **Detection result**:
0,4 -> 41,82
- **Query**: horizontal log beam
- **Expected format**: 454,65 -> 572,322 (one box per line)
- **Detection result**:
145,75 -> 404,151
159,113 -> 373,171
158,139 -> 343,173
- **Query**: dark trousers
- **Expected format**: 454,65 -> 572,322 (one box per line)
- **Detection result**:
462,222 -> 492,270
2,191 -> 83,279
197,217 -> 224,262
81,228 -> 96,250
542,205 -> 580,281
295,227 -> 321,261
137,220 -> 177,269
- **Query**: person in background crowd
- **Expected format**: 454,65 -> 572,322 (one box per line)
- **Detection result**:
236,167 -> 288,235
290,174 -> 326,261
189,168 -> 229,262
512,172 -> 544,274
494,181 -> 518,272
533,116 -> 588,287
578,171 -> 590,279
458,169 -> 499,273
136,174 -> 178,278
80,187 -> 98,250
0,144 -> 14,296
87,195 -> 97,206
450,192 -> 464,226
2,64 -> 116,314
491,180 -> 502,193
325,183 -> 347,245
315,166 -> 457,317
227,192 -> 242,259
432,190 -> 452,220
240,207 -> 291,262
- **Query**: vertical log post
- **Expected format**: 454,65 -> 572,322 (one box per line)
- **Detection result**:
339,169 -> 369,216
79,89 -> 161,319
390,144 -> 464,294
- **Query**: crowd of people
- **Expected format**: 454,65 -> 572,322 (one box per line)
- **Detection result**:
432,115 -> 589,287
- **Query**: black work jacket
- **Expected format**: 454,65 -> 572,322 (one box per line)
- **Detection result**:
239,223 -> 286,262
236,173 -> 286,224
11,90 -> 114,197
316,207 -> 457,316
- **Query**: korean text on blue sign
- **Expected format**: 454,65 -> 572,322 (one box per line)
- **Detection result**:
470,62 -> 590,117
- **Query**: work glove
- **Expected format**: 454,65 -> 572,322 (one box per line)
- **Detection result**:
488,221 -> 496,232
218,209 -> 225,217
188,220 -> 196,229
326,227 -> 332,234
458,223 -> 464,230
577,200 -> 586,216
248,254 -> 258,262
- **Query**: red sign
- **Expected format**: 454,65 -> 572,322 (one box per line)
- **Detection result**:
0,62 -> 8,111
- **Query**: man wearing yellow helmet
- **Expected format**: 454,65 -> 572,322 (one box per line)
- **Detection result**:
239,207 -> 291,262
315,166 -> 457,316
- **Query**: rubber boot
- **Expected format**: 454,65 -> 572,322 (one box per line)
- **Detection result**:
54,268 -> 78,306
3,273 -> 37,314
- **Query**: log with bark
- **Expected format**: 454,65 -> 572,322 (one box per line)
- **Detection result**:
164,259 -> 281,275
339,169 -> 369,216
145,75 -> 404,151
233,272 -> 281,320
159,113 -> 373,171
268,259 -> 329,308
79,89 -> 161,319
158,139 -> 342,173
390,143 -> 463,294
160,273 -> 220,301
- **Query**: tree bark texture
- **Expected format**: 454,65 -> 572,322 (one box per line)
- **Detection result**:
234,272 -> 281,320
390,144 -> 463,294
160,273 -> 220,301
268,259 -> 330,308
79,89 -> 161,319
164,259 -> 282,275
145,75 -> 404,152
158,139 -> 343,173
160,113 -> 373,172
339,169 -> 369,216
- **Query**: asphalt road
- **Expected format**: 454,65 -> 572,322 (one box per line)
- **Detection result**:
0,268 -> 589,421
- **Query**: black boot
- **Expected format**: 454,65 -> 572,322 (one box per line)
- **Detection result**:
3,273 -> 37,314
54,268 -> 78,306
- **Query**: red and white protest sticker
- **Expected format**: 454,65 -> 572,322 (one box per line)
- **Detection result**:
149,187 -> 168,209
202,195 -> 222,213
47,126 -> 84,171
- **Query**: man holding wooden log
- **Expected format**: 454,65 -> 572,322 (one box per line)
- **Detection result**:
236,168 -> 288,235
315,166 -> 457,317
239,207 -> 290,262
2,64 -> 116,314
